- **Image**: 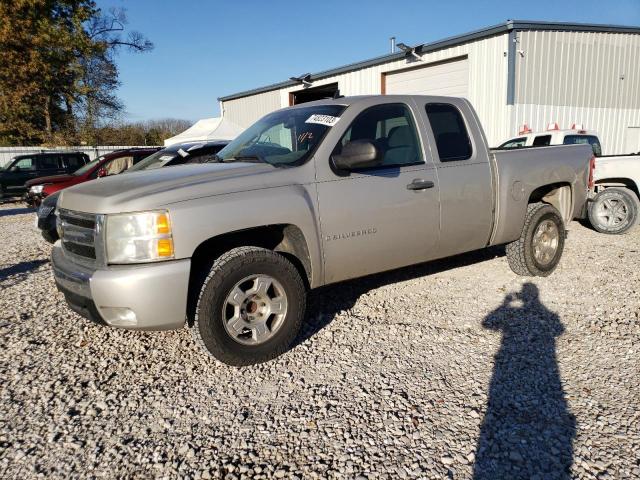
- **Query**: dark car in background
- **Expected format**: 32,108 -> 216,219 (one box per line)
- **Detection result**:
0,152 -> 89,200
36,141 -> 229,243
125,140 -> 229,172
24,147 -> 160,207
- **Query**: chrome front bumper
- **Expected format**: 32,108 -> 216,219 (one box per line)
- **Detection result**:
52,243 -> 190,330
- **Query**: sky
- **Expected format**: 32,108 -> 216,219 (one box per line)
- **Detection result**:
97,0 -> 640,123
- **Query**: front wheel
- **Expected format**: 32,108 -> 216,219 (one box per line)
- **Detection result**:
191,246 -> 306,366
506,203 -> 565,277
587,188 -> 638,235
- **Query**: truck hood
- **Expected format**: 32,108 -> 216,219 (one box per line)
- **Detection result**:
25,174 -> 74,188
58,162 -> 291,214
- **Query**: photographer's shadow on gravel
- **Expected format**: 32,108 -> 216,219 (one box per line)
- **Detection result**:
0,259 -> 49,287
0,206 -> 32,217
473,283 -> 576,480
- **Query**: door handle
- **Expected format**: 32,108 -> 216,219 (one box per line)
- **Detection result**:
406,179 -> 435,191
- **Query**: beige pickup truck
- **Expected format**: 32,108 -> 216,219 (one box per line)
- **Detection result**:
52,95 -> 592,365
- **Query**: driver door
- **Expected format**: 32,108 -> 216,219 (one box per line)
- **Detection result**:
316,103 -> 441,284
5,157 -> 37,193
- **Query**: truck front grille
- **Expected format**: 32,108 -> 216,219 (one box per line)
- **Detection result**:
59,209 -> 98,263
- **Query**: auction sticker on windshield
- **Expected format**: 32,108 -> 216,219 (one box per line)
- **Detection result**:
305,114 -> 340,127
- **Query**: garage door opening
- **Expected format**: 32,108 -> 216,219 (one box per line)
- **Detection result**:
290,83 -> 339,105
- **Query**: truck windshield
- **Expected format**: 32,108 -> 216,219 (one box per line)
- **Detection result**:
216,104 -> 347,166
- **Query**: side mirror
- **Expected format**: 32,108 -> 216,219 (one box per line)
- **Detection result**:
97,168 -> 107,178
332,140 -> 381,171
10,165 -> 20,172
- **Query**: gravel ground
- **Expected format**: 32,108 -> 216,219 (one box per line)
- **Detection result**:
0,201 -> 638,479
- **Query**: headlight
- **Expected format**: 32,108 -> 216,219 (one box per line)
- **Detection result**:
105,210 -> 174,264
30,185 -> 44,194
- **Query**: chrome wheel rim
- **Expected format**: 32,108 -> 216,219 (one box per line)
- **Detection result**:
595,198 -> 629,227
532,219 -> 559,266
222,274 -> 288,345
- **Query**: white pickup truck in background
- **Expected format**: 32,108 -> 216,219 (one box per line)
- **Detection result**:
498,125 -> 640,234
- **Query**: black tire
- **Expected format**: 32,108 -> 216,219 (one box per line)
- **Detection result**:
506,203 -> 565,277
191,246 -> 306,366
587,188 -> 638,235
41,228 -> 59,244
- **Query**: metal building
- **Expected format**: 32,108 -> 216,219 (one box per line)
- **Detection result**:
219,20 -> 640,154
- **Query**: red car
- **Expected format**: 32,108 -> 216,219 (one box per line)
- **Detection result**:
24,147 -> 160,207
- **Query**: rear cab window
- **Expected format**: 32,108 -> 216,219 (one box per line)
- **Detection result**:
425,103 -> 472,162
563,135 -> 602,157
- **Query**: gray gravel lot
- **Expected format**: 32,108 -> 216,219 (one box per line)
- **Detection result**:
0,201 -> 639,479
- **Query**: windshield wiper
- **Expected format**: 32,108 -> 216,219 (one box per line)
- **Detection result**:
223,154 -> 266,164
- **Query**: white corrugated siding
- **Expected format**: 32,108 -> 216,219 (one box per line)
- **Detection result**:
221,90 -> 281,128
512,29 -> 640,153
385,58 -> 469,97
516,30 -> 640,109
223,33 -> 512,146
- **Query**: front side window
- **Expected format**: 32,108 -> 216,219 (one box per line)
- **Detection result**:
425,103 -> 472,162
216,104 -> 346,166
563,135 -> 602,157
533,135 -> 552,147
333,103 -> 423,168
12,157 -> 35,170
497,137 -> 527,149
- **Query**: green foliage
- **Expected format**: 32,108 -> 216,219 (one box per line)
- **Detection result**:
0,0 -> 153,146
85,118 -> 193,146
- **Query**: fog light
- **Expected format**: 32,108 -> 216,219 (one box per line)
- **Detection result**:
100,307 -> 137,327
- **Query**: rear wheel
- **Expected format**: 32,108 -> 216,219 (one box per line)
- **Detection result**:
191,246 -> 306,366
588,188 -> 638,235
506,203 -> 565,277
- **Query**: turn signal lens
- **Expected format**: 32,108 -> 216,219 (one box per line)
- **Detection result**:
156,213 -> 171,235
156,238 -> 174,257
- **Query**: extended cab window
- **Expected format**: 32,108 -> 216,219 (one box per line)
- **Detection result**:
533,135 -> 551,147
563,135 -> 602,157
335,103 -> 423,167
425,103 -> 472,161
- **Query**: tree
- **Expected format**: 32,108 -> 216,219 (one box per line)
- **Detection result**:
0,1 -> 153,146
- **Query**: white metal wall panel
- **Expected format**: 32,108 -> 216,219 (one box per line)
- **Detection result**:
385,58 -> 469,97
221,32 -> 512,146
625,127 -> 640,153
512,103 -> 640,154
276,33 -> 512,147
516,30 -> 640,109
221,89 -> 281,128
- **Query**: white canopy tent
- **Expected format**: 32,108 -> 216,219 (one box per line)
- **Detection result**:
163,117 -> 244,146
